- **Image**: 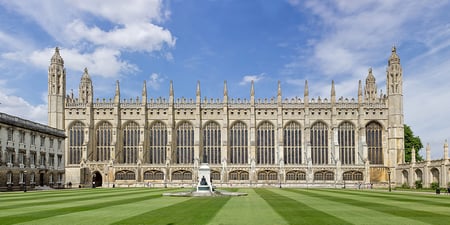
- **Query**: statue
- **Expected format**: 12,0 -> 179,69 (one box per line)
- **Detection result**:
200,176 -> 207,185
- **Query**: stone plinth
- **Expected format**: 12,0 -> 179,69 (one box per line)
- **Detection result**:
197,163 -> 213,192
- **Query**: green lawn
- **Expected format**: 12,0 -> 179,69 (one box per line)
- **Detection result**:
1,188 -> 449,225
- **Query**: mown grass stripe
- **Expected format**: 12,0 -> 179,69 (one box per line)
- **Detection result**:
0,188 -> 163,211
322,189 -> 450,208
211,189 -> 287,225
18,192 -> 191,225
276,189 -> 427,225
0,188 -> 141,202
289,189 -> 450,225
0,189 -> 164,224
255,189 -> 351,225
112,196 -> 232,225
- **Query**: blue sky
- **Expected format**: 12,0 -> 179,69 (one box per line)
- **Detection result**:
1,0 -> 450,159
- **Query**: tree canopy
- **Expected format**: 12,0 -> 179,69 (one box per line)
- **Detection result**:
404,124 -> 423,162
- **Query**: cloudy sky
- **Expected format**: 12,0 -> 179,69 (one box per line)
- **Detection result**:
1,0 -> 449,159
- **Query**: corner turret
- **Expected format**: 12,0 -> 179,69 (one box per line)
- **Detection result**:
79,68 -> 93,103
48,47 -> 66,130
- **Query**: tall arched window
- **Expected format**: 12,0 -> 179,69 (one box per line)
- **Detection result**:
96,121 -> 112,161
284,121 -> 302,164
229,121 -> 248,164
68,121 -> 84,164
257,121 -> 275,164
123,122 -> 140,164
311,121 -> 328,164
149,121 -> 167,164
203,121 -> 221,164
366,121 -> 383,164
176,121 -> 194,164
338,121 -> 355,164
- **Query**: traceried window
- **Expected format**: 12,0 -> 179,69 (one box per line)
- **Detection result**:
314,170 -> 334,181
338,122 -> 355,164
286,170 -> 306,181
96,121 -> 112,161
229,170 -> 249,180
123,122 -> 140,164
229,121 -> 248,164
144,170 -> 164,180
115,170 -> 136,180
171,170 -> 192,180
202,121 -> 221,164
366,121 -> 383,164
257,170 -> 278,181
175,121 -> 194,164
284,122 -> 302,164
256,121 -> 275,164
211,171 -> 220,181
343,171 -> 363,181
68,121 -> 84,164
311,121 -> 328,164
149,121 -> 167,164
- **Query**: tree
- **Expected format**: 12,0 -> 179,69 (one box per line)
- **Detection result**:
404,124 -> 423,162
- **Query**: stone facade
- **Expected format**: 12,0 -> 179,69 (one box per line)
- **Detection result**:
0,112 -> 65,191
397,142 -> 450,188
47,46 -> 449,189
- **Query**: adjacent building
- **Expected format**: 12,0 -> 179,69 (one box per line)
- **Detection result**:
0,112 -> 65,191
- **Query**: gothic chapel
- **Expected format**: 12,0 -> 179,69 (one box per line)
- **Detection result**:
48,47 -> 411,188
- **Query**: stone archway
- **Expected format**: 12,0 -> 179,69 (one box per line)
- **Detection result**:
430,168 -> 440,186
401,170 -> 408,186
92,171 -> 103,187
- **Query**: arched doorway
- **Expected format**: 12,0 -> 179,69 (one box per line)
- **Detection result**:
92,171 -> 103,187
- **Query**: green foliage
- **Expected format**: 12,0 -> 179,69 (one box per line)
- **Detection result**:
404,124 -> 424,162
415,180 -> 423,189
431,182 -> 439,190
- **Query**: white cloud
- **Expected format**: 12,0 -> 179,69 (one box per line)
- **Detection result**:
239,74 -> 265,85
0,89 -> 47,124
0,0 -> 175,58
65,20 -> 175,52
148,73 -> 165,90
70,0 -> 168,24
3,47 -> 138,78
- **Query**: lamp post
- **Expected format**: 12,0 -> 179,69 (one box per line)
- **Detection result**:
24,170 -> 27,192
387,170 -> 391,192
